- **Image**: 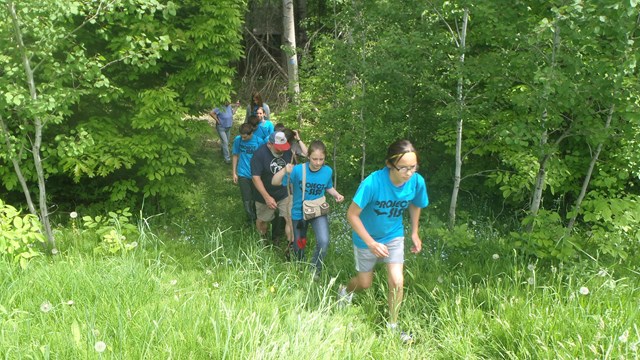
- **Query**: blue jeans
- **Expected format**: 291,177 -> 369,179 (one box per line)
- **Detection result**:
292,216 -> 330,275
216,125 -> 231,161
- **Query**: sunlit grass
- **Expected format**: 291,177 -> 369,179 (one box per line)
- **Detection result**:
2,134 -> 639,358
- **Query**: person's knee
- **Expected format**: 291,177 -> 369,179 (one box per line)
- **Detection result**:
357,275 -> 373,289
388,274 -> 404,290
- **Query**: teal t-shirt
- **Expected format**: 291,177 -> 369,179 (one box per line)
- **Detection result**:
232,135 -> 265,179
281,163 -> 334,221
351,167 -> 428,248
254,120 -> 274,143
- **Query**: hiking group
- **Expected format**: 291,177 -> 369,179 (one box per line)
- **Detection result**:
211,92 -> 429,343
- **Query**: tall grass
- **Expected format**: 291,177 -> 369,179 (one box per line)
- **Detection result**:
1,132 -> 639,359
2,223 -> 639,359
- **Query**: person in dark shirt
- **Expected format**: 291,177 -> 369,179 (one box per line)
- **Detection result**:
250,131 -> 293,243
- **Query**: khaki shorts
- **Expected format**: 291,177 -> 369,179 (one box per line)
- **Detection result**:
354,237 -> 404,272
255,195 -> 292,222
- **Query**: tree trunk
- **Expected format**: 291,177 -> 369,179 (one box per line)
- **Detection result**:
8,1 -> 56,249
566,105 -> 614,232
528,18 -> 561,229
282,0 -> 301,125
0,116 -> 37,215
448,8 -> 468,230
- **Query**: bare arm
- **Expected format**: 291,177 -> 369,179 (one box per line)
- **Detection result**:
271,163 -> 293,186
253,175 -> 276,209
408,204 -> 422,253
325,187 -> 344,202
232,155 -> 239,184
347,202 -> 389,258
293,130 -> 308,156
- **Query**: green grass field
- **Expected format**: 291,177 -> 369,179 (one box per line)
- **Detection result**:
1,128 -> 639,359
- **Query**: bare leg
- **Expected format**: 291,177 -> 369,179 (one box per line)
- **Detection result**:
256,219 -> 268,238
283,216 -> 293,243
346,271 -> 374,293
386,263 -> 404,325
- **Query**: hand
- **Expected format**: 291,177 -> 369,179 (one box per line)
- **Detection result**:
293,130 -> 301,141
368,242 -> 389,258
410,233 -> 422,254
265,196 -> 277,210
232,173 -> 238,184
285,163 -> 294,173
334,193 -> 345,203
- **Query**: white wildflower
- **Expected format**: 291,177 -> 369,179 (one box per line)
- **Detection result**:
40,301 -> 52,313
94,341 -> 107,353
51,248 -> 59,255
619,330 -> 629,343
579,286 -> 590,295
437,276 -> 444,284
527,264 -> 536,272
70,211 -> 78,219
169,279 -> 178,286
492,254 -> 499,260
550,265 -> 557,274
65,300 -> 75,306
213,282 -> 220,288
205,269 -> 213,276
597,269 -> 608,277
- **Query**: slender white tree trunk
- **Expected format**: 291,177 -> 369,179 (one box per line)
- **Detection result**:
0,116 -> 37,215
282,0 -> 301,125
8,1 -> 56,249
448,9 -> 468,229
528,18 -> 561,228
566,105 -> 614,231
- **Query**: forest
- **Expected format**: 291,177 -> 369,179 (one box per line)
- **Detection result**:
1,0 -> 639,358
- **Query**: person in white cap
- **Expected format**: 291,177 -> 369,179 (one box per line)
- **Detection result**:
250,131 -> 293,244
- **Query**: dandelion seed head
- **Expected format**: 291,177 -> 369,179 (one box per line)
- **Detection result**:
51,248 -> 59,255
212,282 -> 219,288
437,276 -> 444,283
65,300 -> 74,306
169,279 -> 178,286
94,341 -> 107,353
40,301 -> 52,313
619,330 -> 629,343
597,269 -> 608,277
492,254 -> 499,260
527,277 -> 535,285
579,286 -> 590,295
527,264 -> 536,272
70,211 -> 78,219
205,269 -> 213,276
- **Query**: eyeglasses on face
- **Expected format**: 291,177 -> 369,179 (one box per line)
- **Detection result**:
392,164 -> 419,174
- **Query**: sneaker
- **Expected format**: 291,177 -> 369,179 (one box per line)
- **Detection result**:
337,285 -> 353,308
387,324 -> 414,344
398,331 -> 414,344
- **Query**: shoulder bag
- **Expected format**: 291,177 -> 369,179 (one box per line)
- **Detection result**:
302,164 -> 330,220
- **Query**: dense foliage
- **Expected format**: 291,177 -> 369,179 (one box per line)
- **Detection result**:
292,0 -> 640,262
0,0 -> 244,237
